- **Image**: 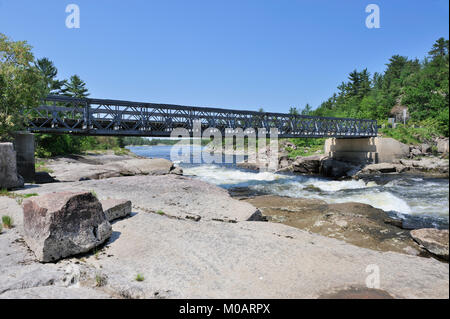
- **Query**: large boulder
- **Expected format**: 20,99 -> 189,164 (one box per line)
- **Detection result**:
22,192 -> 112,262
410,228 -> 449,260
421,144 -> 432,154
320,158 -> 358,178
356,162 -> 407,175
0,143 -> 24,189
410,148 -> 422,157
291,155 -> 324,174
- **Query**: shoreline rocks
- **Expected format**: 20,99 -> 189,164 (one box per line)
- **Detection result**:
410,228 -> 449,261
243,195 -> 427,257
38,153 -> 181,182
355,157 -> 449,178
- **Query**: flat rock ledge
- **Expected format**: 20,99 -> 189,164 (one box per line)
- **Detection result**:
41,154 -> 181,182
1,181 -> 449,298
23,192 -> 112,262
410,228 -> 449,261
356,158 -> 449,178
244,195 -> 427,256
16,175 -> 262,222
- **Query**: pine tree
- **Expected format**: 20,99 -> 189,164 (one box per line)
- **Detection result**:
301,104 -> 312,115
61,75 -> 89,98
289,107 -> 299,115
35,58 -> 65,94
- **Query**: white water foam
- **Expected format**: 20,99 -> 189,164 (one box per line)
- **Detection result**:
326,191 -> 413,214
183,165 -> 289,185
303,179 -> 378,192
249,180 -> 412,214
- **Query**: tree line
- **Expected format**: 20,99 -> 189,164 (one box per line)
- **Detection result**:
310,37 -> 449,137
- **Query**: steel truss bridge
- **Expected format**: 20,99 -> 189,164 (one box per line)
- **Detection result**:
25,95 -> 378,138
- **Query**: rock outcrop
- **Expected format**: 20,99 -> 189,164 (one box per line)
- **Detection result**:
40,154 -> 178,182
320,158 -> 359,178
244,195 -> 424,256
291,155 -> 324,174
22,192 -> 112,262
2,178 -> 449,299
53,211 -> 450,298
355,157 -> 449,177
356,163 -> 407,175
16,175 -> 262,222
0,143 -> 24,189
410,228 -> 449,261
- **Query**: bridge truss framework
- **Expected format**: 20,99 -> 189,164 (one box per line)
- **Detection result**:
25,95 -> 378,138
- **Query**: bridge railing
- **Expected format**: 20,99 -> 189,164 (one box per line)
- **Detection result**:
25,95 -> 378,138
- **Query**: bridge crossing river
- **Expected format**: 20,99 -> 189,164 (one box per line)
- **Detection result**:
26,95 -> 378,138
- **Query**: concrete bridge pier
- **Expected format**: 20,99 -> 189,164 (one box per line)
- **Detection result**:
324,137 -> 410,164
13,132 -> 35,182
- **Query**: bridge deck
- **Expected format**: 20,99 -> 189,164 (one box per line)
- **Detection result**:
25,95 -> 378,138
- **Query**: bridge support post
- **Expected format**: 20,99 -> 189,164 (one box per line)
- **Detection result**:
13,132 -> 35,182
324,137 -> 410,164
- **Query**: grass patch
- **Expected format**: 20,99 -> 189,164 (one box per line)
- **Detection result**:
282,138 -> 325,159
113,147 -> 130,156
2,215 -> 13,229
156,210 -> 165,216
380,122 -> 441,145
135,273 -> 145,282
35,160 -> 53,173
0,189 -> 38,203
23,193 -> 38,198
95,273 -> 107,287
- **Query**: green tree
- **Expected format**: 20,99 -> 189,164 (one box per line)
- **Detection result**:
301,104 -> 312,115
35,57 -> 65,94
0,33 -> 46,141
289,107 -> 299,115
117,136 -> 126,148
62,75 -> 89,98
428,37 -> 449,59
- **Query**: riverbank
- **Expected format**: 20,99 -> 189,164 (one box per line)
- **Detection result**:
1,150 -> 448,299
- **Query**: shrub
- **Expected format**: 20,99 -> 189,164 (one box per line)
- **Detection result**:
95,273 -> 107,287
135,273 -> 145,282
2,215 -> 13,228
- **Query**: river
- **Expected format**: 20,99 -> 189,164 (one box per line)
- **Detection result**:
128,145 -> 449,229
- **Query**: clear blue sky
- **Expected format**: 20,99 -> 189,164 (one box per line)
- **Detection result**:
1,0 -> 448,113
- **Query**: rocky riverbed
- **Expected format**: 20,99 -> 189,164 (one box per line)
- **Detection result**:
0,152 -> 449,299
